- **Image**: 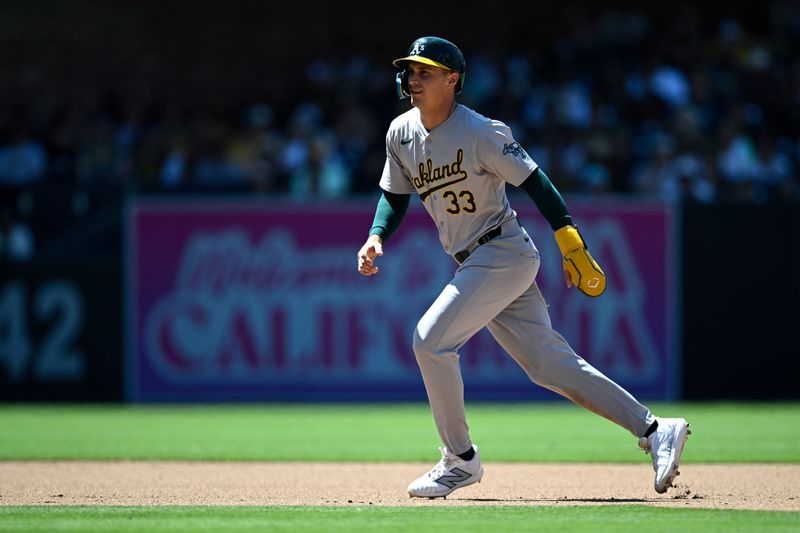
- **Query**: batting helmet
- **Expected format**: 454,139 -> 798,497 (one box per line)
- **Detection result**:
393,36 -> 466,99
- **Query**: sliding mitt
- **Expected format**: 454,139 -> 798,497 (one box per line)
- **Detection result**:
554,225 -> 606,297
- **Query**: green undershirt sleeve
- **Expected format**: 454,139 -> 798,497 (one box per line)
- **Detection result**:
369,190 -> 411,242
517,167 -> 573,231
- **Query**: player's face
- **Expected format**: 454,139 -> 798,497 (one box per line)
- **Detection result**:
407,62 -> 458,110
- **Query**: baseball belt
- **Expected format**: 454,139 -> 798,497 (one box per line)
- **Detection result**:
454,225 -> 503,263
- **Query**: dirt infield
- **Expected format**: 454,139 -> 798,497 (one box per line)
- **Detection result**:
1,462 -> 798,511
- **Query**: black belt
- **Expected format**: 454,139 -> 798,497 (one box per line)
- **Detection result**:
454,225 -> 502,263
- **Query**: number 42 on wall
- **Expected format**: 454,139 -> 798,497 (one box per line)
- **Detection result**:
0,281 -> 85,382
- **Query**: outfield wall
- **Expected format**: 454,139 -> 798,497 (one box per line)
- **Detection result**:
681,203 -> 800,400
0,259 -> 122,401
124,196 -> 678,402
2,197 -> 798,402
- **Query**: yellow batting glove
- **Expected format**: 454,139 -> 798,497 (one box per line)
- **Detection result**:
554,226 -> 606,297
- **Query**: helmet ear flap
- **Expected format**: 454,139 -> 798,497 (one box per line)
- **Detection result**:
393,37 -> 466,98
396,70 -> 409,99
455,72 -> 465,95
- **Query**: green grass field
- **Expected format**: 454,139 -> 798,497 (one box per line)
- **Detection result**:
0,402 -> 798,462
1,506 -> 798,533
1,402 -> 798,532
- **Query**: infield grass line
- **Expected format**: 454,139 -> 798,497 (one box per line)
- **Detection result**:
0,402 -> 797,462
0,506 -> 798,533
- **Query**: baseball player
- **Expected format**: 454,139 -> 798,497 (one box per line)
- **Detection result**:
356,36 -> 690,498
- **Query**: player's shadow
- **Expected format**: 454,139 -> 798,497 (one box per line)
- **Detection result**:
459,497 -> 652,503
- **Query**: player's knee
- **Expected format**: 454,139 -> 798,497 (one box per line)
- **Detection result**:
529,355 -> 589,389
413,327 -> 458,364
412,327 -> 442,361
412,328 -> 430,357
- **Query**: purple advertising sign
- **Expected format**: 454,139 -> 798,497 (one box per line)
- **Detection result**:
126,197 -> 677,402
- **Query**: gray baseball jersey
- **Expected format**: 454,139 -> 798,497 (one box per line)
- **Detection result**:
379,102 -> 655,457
380,104 -> 537,255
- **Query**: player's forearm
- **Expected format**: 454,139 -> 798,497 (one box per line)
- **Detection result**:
369,190 -> 411,241
517,167 -> 573,231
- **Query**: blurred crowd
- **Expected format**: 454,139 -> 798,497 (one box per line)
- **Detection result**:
1,3 -> 799,261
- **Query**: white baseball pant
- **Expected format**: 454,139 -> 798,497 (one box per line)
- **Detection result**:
413,217 -> 656,455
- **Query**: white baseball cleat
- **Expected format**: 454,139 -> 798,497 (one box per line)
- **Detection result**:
408,445 -> 484,499
638,418 -> 691,494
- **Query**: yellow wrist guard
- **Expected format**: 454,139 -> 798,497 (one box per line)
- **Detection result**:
554,226 -> 606,297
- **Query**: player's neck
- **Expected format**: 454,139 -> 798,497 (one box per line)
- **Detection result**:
419,99 -> 457,131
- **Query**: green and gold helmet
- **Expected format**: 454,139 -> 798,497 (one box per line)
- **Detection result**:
394,36 -> 466,99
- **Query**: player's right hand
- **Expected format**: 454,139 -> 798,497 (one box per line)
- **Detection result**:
357,235 -> 384,276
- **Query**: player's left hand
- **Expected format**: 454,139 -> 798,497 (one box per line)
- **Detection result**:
554,226 -> 606,297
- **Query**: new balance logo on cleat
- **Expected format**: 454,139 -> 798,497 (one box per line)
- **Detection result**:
435,467 -> 472,489
408,445 -> 484,498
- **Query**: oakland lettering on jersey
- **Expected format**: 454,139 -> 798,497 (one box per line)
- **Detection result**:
412,149 -> 468,189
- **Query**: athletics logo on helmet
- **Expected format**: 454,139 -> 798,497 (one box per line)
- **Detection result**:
394,36 -> 466,99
